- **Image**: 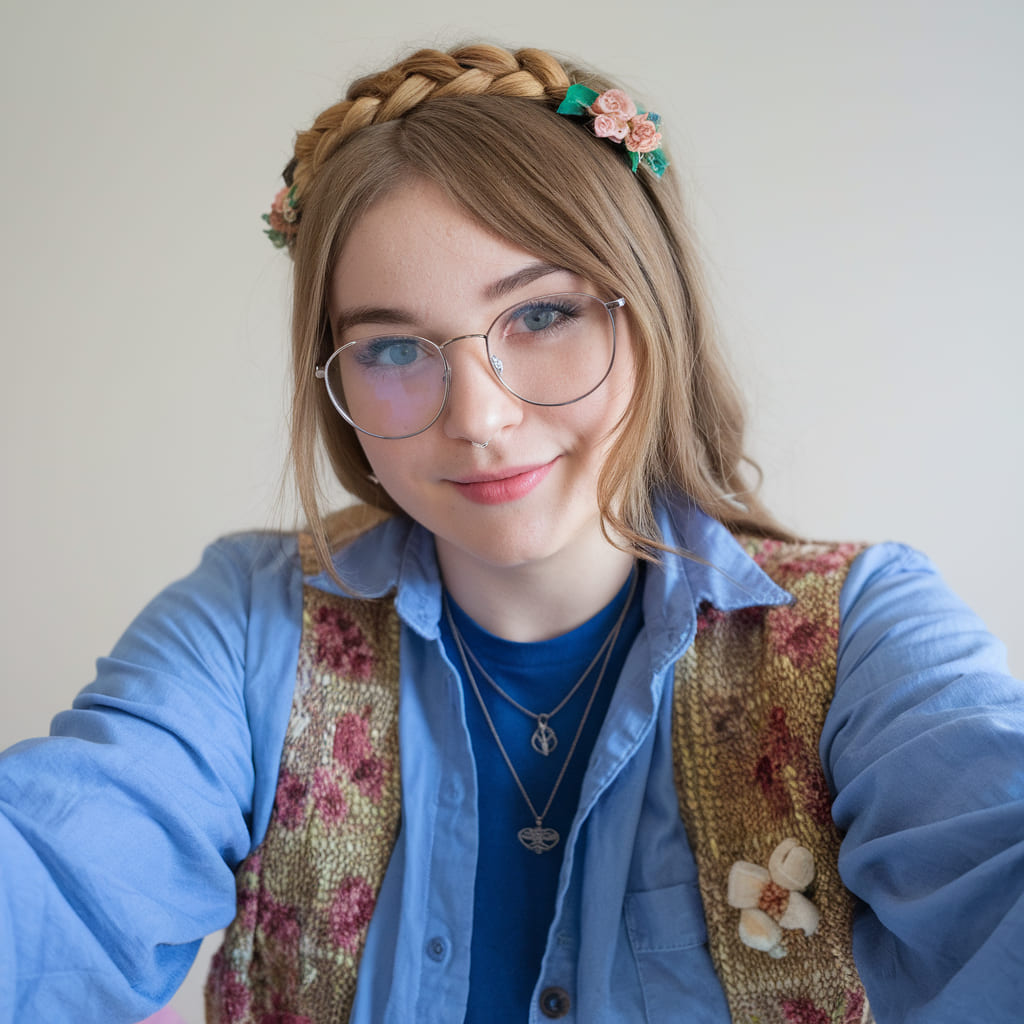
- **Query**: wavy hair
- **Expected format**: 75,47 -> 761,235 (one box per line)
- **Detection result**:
277,44 -> 790,572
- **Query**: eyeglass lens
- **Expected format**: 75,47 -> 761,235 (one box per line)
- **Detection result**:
321,292 -> 617,439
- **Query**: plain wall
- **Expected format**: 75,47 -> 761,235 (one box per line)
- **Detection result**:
2,1 -> 1021,1019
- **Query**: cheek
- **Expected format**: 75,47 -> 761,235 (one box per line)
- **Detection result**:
571,362 -> 636,453
357,435 -> 430,502
355,435 -> 378,475
357,436 -> 398,486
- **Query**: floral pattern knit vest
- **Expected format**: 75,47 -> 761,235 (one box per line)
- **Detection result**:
205,522 -> 402,1024
206,524 -> 871,1023
673,537 -> 873,1024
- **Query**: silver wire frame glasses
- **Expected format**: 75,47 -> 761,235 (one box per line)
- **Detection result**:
315,292 -> 626,439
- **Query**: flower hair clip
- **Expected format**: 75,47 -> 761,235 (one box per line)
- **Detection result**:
557,84 -> 668,177
263,184 -> 300,249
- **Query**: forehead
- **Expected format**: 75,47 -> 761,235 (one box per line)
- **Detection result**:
329,178 -> 561,314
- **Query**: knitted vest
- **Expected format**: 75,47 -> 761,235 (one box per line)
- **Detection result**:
673,537 -> 873,1024
206,522 -> 871,1024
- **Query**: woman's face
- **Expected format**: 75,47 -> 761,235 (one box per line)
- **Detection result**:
327,178 -> 636,579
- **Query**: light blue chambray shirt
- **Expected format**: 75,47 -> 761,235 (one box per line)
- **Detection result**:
1,494 -> 1022,1022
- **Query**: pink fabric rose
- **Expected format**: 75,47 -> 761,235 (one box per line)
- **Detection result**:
625,114 -> 662,153
267,196 -> 290,235
592,113 -> 629,141
590,88 -> 637,121
267,187 -> 299,237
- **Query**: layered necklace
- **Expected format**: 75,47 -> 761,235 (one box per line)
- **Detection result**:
444,566 -> 639,854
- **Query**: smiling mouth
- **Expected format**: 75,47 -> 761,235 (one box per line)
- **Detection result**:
449,460 -> 556,505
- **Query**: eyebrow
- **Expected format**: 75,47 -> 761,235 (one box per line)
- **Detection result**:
332,305 -> 419,335
484,262 -> 567,300
332,262 -> 569,337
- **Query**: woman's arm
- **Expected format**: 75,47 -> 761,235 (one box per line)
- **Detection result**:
0,535 -> 300,1023
824,543 -> 1024,1022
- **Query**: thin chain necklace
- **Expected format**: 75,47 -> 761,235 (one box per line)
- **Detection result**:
443,567 -> 638,854
454,593 -> 628,757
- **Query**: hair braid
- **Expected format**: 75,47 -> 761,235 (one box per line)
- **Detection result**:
287,45 -> 571,204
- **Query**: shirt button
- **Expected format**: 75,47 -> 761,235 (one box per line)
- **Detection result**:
425,936 -> 448,962
539,987 -> 571,1018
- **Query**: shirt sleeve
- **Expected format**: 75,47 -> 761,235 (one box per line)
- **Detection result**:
822,542 -> 1024,1023
0,534 -> 300,1024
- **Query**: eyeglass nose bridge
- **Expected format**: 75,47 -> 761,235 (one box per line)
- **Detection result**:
437,333 -> 506,381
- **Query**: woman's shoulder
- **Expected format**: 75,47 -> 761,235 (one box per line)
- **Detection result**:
730,532 -> 953,616
825,537 -> 1017,765
723,532 -> 1012,684
836,540 -> 999,647
299,504 -> 395,574
192,503 -> 396,585
104,529 -> 312,673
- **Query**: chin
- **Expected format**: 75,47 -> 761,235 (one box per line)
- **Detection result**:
434,515 -> 599,574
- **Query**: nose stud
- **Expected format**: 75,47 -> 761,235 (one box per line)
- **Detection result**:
470,440 -> 489,449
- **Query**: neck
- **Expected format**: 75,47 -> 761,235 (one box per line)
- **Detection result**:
436,533 -> 637,643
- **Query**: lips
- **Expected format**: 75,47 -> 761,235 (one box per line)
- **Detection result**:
449,459 -> 556,505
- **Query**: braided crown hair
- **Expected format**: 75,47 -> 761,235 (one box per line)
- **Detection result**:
283,43 -> 788,572
286,46 -> 571,213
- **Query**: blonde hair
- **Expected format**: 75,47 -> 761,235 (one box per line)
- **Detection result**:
281,44 -> 790,572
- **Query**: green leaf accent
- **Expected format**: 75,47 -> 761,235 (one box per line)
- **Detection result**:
556,83 -> 599,116
644,149 -> 668,177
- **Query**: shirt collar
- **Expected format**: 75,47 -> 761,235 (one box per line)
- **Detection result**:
303,513 -> 442,639
639,493 -> 792,669
303,493 -> 792,645
653,494 -> 791,609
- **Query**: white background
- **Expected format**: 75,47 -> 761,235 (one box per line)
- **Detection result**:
1,2 -> 1021,1020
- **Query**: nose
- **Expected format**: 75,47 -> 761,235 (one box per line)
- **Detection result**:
440,335 -> 522,445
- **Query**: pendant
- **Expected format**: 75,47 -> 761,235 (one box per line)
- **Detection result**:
531,715 -> 558,756
518,823 -> 560,854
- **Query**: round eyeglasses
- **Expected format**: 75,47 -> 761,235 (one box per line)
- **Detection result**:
316,292 -> 626,439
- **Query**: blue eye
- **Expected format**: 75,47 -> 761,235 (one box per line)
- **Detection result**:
519,307 -> 559,331
356,337 -> 425,368
507,299 -> 580,335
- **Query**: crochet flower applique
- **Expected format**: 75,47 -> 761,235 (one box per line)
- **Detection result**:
727,838 -> 820,958
557,84 -> 668,176
263,184 -> 299,248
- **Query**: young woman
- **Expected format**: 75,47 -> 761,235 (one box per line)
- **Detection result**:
2,43 -> 1022,1024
